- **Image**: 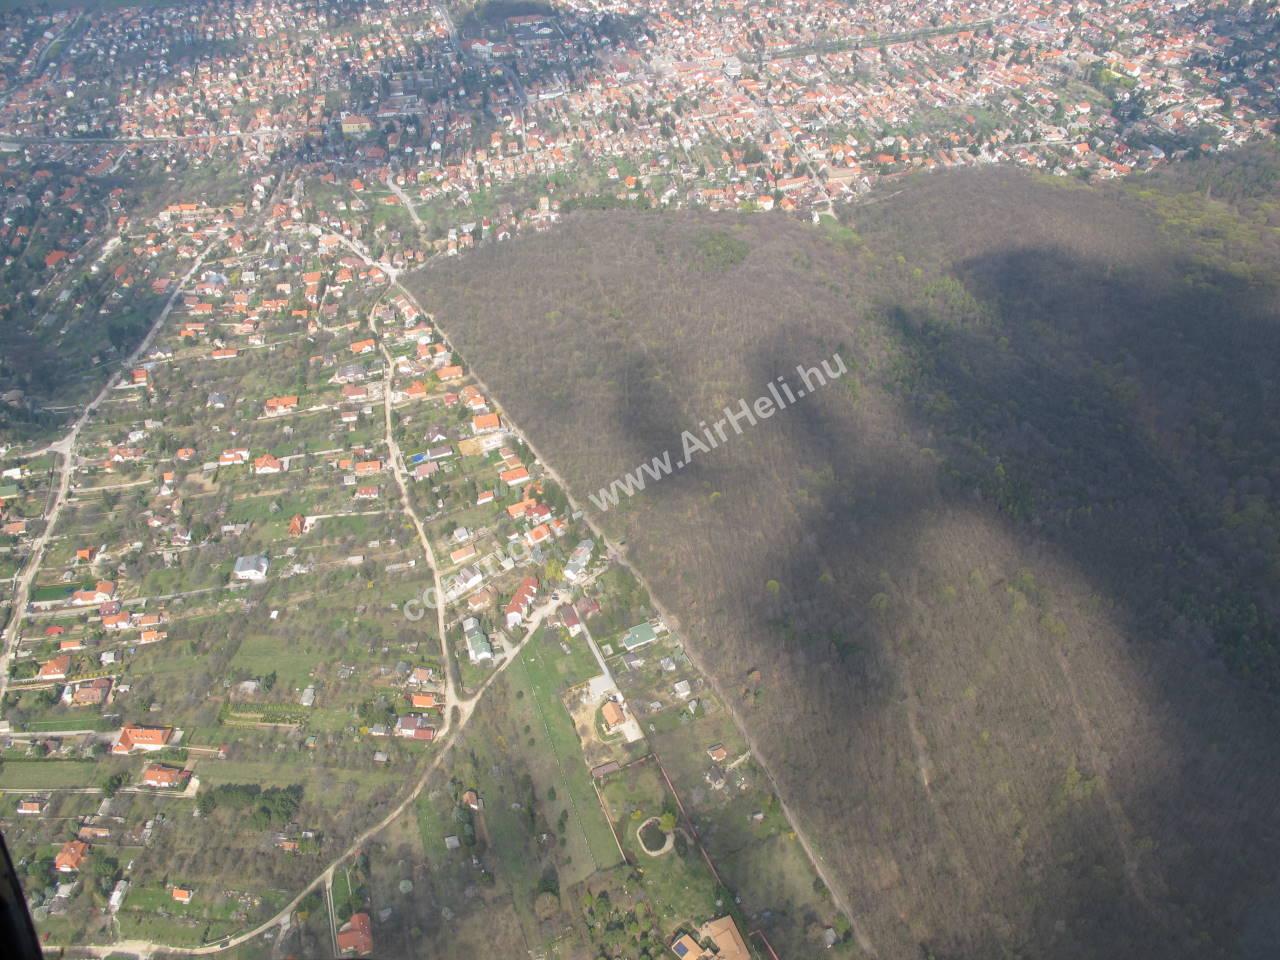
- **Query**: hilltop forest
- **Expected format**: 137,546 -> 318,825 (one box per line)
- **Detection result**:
414,146 -> 1280,960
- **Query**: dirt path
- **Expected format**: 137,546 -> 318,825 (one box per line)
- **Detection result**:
370,296 -> 459,724
421,292 -> 878,956
1052,643 -> 1164,916
58,236 -> 857,957
0,243 -> 221,722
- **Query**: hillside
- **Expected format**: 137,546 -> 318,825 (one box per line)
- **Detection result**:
411,150 -> 1280,960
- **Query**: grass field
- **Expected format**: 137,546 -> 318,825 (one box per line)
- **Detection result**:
599,761 -> 722,927
229,634 -> 318,690
414,788 -> 452,854
114,910 -> 241,948
21,716 -> 116,732
0,759 -> 104,789
30,583 -> 77,603
121,883 -> 243,921
511,637 -> 622,884
521,625 -> 600,693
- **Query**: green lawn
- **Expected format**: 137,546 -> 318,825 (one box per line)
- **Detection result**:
511,641 -> 622,884
114,910 -> 241,948
0,759 -> 105,789
521,625 -> 601,694
121,883 -> 243,920
414,788 -> 452,854
599,762 -> 722,929
30,583 -> 79,603
229,634 -> 319,690
21,716 -> 116,732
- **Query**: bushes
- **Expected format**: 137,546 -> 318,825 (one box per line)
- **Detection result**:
199,782 -> 302,828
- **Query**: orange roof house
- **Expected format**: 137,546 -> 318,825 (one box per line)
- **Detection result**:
336,912 -> 374,956
38,655 -> 71,680
171,887 -> 194,904
142,763 -> 188,788
55,839 -> 89,873
264,395 -> 299,416
472,413 -> 501,434
254,454 -> 284,474
102,611 -> 132,630
602,701 -> 625,730
112,724 -> 174,755
72,580 -> 116,604
705,916 -> 749,959
500,466 -> 530,487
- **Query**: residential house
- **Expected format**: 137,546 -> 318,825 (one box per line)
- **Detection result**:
463,617 -> 493,663
602,700 -> 626,732
55,840 -> 89,873
72,580 -> 116,605
263,395 -> 299,417
233,554 -> 270,582
112,724 -> 174,756
471,412 -> 502,435
621,622 -> 658,651
141,764 -> 187,788
337,912 -> 374,956
565,539 -> 594,582
253,454 -> 284,475
394,715 -> 436,741
503,576 -> 538,629
37,654 -> 71,680
558,604 -> 582,637
70,678 -> 113,707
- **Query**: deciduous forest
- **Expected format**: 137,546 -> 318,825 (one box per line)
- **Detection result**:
415,146 -> 1280,960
